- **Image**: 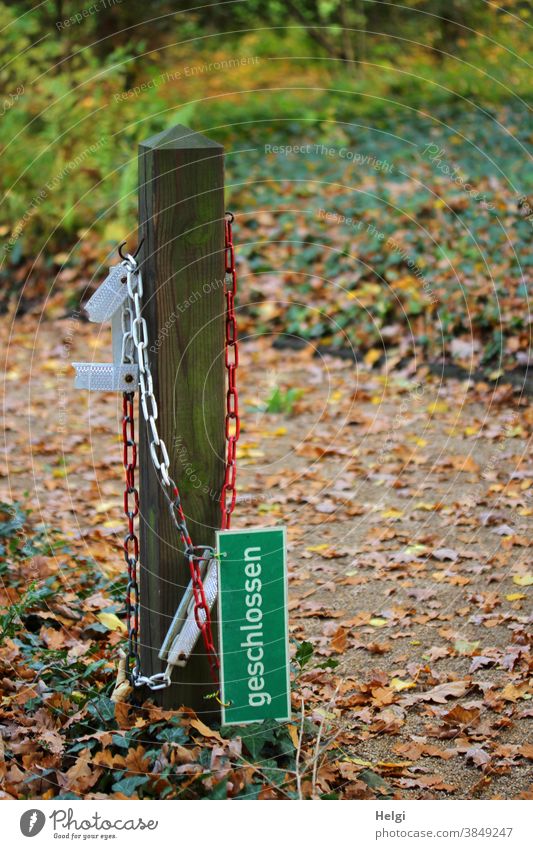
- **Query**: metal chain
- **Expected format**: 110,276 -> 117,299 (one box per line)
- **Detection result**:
121,391 -> 141,680
221,213 -> 240,529
118,214 -> 239,690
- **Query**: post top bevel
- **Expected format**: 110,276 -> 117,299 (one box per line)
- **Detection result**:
139,123 -> 223,151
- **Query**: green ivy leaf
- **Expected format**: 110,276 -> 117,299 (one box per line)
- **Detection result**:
112,775 -> 149,796
295,640 -> 314,669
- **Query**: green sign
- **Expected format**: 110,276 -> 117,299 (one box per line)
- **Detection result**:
216,526 -> 290,726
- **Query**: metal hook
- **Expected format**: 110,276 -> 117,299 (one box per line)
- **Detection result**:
225,211 -> 234,223
118,238 -> 145,263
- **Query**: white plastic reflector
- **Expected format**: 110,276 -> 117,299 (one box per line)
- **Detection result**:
73,363 -> 138,392
159,560 -> 218,668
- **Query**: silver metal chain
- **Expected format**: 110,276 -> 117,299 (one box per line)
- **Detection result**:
123,257 -> 198,546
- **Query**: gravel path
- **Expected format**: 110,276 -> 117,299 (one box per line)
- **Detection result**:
2,316 -> 531,799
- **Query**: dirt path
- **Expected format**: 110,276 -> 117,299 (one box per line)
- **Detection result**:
1,315 -> 531,799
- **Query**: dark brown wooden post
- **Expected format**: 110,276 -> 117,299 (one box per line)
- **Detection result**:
138,124 -> 225,712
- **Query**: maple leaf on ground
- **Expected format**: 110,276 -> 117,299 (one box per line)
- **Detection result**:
432,548 -> 459,562
442,705 -> 480,726
466,748 -> 491,767
519,745 -> 533,760
401,680 -> 470,705
125,745 -> 151,775
61,749 -> 102,794
330,626 -> 348,653
39,730 -> 65,756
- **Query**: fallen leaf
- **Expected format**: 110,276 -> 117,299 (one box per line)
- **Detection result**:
190,718 -> 224,743
513,574 -> 533,586
402,680 -> 470,705
466,747 -> 491,766
433,548 -> 459,562
390,678 -> 416,692
97,612 -> 127,633
330,626 -> 348,653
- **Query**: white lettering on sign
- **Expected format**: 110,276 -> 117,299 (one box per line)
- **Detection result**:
239,546 -> 272,707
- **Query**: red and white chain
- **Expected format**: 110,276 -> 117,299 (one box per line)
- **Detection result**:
121,213 -> 239,690
221,212 -> 240,529
122,391 -> 141,681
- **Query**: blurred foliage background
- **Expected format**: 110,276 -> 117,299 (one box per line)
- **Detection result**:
0,0 -> 531,370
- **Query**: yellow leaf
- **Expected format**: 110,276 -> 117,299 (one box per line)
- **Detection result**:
95,500 -> 117,514
377,760 -> 413,768
97,613 -> 127,633
364,348 -> 381,366
53,252 -> 70,264
506,593 -> 525,601
513,574 -> 533,587
369,617 -> 388,628
405,544 -> 428,555
343,756 -> 372,767
103,221 -> 127,245
306,544 -> 329,552
390,677 -> 416,692
313,708 -> 336,720
287,725 -> 299,748
381,508 -> 403,519
237,444 -> 265,459
427,401 -> 448,415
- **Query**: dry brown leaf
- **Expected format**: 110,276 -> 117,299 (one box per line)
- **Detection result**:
190,718 -> 224,743
402,680 -> 470,705
114,702 -> 135,729
519,744 -> 533,760
501,682 -> 530,702
125,745 -> 151,774
330,626 -> 348,653
442,705 -> 480,726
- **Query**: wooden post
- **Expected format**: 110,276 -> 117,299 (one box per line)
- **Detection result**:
138,124 -> 225,713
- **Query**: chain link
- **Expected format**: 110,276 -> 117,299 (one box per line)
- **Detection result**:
121,390 -> 141,681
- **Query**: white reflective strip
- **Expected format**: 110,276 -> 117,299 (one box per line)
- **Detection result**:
84,266 -> 129,322
160,560 -> 218,667
73,362 -> 138,391
111,308 -> 125,364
